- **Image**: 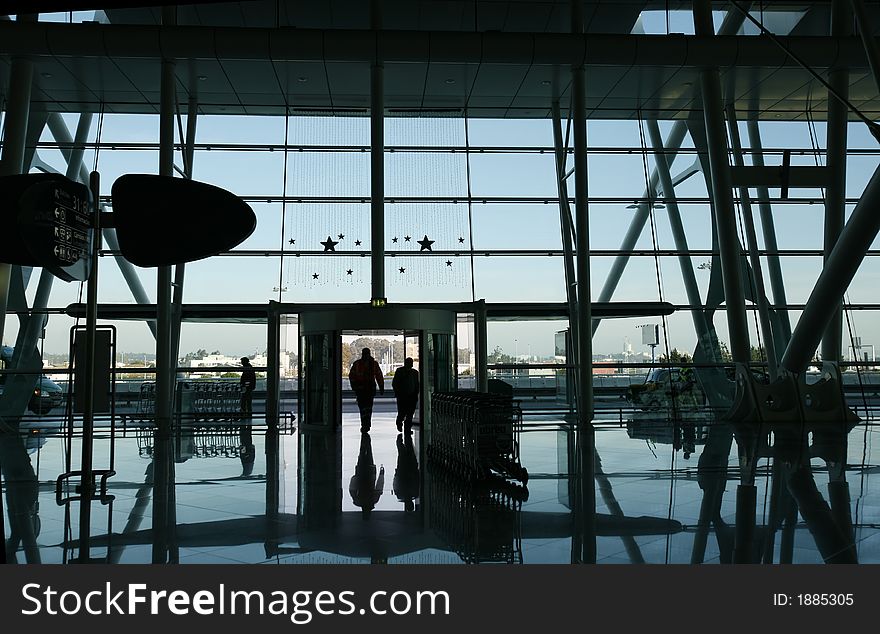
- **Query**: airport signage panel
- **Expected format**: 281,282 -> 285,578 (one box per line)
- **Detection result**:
0,174 -> 93,281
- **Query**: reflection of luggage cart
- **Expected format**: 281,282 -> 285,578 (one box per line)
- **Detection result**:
136,426 -> 240,461
134,382 -> 156,420
181,380 -> 242,423
428,391 -> 528,483
429,470 -> 525,564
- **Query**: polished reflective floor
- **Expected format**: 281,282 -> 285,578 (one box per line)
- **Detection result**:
3,402 -> 879,564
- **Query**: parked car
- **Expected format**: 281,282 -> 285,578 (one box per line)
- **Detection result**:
0,345 -> 64,415
625,367 -> 705,411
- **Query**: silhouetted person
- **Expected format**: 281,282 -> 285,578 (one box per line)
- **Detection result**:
0,433 -> 41,563
392,357 -> 419,433
349,432 -> 384,520
239,424 -> 256,476
240,356 -> 256,418
392,433 -> 419,512
348,348 -> 384,432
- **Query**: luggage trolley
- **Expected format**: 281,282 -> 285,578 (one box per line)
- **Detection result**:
428,391 -> 528,484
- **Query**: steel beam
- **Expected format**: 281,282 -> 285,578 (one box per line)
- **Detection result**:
822,0 -> 851,362
571,0 -> 595,564
694,0 -> 750,364
156,54 -> 176,437
746,120 -> 791,345
152,8 -> 177,564
850,0 -> 880,95
45,113 -> 159,339
475,299 -> 488,392
266,302 -> 280,426
592,121 -> 686,335
782,162 -> 880,373
370,62 -> 385,302
77,171 -> 101,562
726,105 -> 778,379
170,95 -> 199,366
551,100 -> 580,379
0,22 -> 872,72
0,48 -> 34,355
646,119 -> 717,363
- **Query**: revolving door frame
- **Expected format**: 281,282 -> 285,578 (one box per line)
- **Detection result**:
266,302 -> 482,433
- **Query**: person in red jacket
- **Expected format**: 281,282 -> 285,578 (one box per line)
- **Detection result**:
348,348 -> 384,432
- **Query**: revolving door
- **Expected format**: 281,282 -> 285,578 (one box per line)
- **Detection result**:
291,305 -> 457,434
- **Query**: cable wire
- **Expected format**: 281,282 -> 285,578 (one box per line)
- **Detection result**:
637,114 -> 677,563
729,0 -> 880,142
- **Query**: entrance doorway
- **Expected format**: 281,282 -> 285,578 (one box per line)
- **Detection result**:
270,304 -> 473,528
278,305 -> 458,436
340,330 -> 420,431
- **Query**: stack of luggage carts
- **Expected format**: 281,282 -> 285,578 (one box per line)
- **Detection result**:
429,469 -> 524,564
181,380 -> 242,424
428,390 -> 529,487
134,381 -> 244,427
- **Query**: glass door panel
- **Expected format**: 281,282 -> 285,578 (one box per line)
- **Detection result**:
299,331 -> 340,429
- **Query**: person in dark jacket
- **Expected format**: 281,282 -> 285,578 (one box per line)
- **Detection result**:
348,348 -> 384,432
240,356 -> 256,417
391,357 -> 419,433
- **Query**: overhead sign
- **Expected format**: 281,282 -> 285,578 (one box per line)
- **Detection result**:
0,174 -> 93,281
111,174 -> 256,267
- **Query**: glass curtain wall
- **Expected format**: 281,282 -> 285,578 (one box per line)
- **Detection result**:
8,113 -> 880,419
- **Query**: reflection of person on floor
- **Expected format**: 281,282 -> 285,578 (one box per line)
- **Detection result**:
392,357 -> 419,433
393,433 -> 420,512
239,423 -> 256,476
349,432 -> 384,519
348,348 -> 384,432
239,356 -> 256,418
672,367 -> 698,459
0,433 -> 41,563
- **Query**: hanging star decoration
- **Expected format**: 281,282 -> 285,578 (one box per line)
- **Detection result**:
321,236 -> 339,252
346,269 -> 353,276
288,238 -> 295,245
392,237 -> 399,244
399,267 -> 406,273
312,273 -> 319,280
418,235 -> 435,251
404,235 -> 411,242
338,233 -> 345,240
446,260 -> 453,267
458,236 -> 465,243
355,239 -> 362,246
